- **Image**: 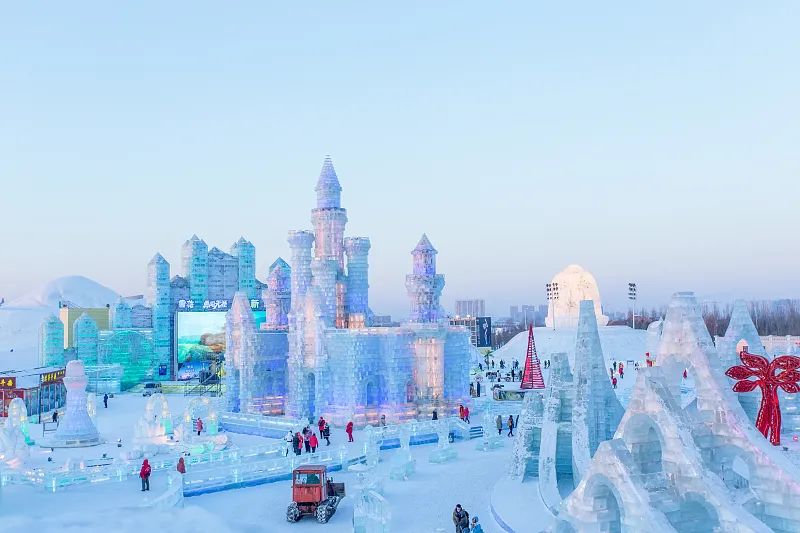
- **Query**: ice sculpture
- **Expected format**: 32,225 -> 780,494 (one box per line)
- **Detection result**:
112,299 -> 132,328
475,407 -> 505,451
508,391 -> 543,479
352,489 -> 391,533
133,393 -> 172,446
43,359 -> 102,447
556,291 -> 800,533
230,237 -> 257,300
263,258 -> 291,331
389,425 -> 416,480
0,398 -> 32,466
717,300 -> 767,424
147,253 -> 172,375
224,292 -> 256,413
428,421 -> 457,464
73,313 -> 99,364
284,158 -> 471,427
545,265 -> 608,328
174,397 -> 228,453
538,352 -> 575,511
39,314 -> 65,366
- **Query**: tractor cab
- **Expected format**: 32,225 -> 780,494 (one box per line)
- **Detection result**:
287,465 -> 345,524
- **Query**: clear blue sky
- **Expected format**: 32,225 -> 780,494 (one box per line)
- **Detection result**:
2,2 -> 798,317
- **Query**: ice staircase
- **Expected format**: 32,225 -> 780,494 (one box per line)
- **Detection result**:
469,425 -> 484,439
183,378 -> 222,397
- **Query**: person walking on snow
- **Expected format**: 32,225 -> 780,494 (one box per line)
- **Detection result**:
322,422 -> 331,446
496,415 -> 503,435
452,504 -> 465,533
139,458 -> 151,491
613,361 -> 617,372
432,409 -> 438,420
459,404 -> 465,421
309,432 -> 319,453
284,430 -> 293,457
463,406 -> 470,424
507,415 -> 514,437
612,376 -> 617,389
318,416 -> 326,436
103,393 -> 108,408
196,417 -> 203,436
346,421 -> 354,442
619,366 -> 624,379
683,369 -> 688,379
176,456 -> 186,475
303,428 -> 312,453
293,432 -> 302,455
471,516 -> 484,533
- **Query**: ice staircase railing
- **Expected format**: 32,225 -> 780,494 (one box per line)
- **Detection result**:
1,439 -> 289,492
140,472 -> 184,509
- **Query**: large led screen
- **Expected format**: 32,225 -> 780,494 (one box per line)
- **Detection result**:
175,311 -> 266,380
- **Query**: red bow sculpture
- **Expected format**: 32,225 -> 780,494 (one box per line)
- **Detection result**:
725,351 -> 800,446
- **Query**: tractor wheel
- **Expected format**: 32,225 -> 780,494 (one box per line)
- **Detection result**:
315,503 -> 331,523
286,502 -> 301,522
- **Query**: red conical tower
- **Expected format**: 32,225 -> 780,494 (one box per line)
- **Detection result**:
520,324 -> 545,389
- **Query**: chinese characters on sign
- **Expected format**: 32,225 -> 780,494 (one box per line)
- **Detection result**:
0,377 -> 17,389
177,299 -> 262,311
40,369 -> 66,385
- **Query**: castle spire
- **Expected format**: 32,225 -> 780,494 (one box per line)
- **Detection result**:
315,155 -> 342,209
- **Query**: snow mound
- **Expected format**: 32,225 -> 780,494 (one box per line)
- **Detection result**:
7,275 -> 120,309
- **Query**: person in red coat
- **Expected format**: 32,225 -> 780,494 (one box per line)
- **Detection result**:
346,421 -> 354,442
458,404 -> 465,421
176,456 -> 186,474
196,417 -> 203,436
464,406 -> 470,424
309,432 -> 319,453
297,431 -> 305,454
140,458 -> 151,491
318,416 -> 326,435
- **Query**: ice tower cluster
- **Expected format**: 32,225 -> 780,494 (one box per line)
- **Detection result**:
282,157 -> 472,426
555,292 -> 800,533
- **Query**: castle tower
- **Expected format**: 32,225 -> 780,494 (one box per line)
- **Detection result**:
405,234 -> 445,323
112,299 -> 132,329
225,292 -> 257,413
73,313 -> 99,365
181,235 -> 208,302
264,258 -> 291,330
311,157 -> 348,269
344,237 -> 371,326
39,314 -> 65,367
231,237 -> 257,300
287,231 -> 315,313
311,258 -> 338,327
147,253 -> 171,376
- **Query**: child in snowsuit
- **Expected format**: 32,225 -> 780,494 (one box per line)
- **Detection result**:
471,516 -> 484,533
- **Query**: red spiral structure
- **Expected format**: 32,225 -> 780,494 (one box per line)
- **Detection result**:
726,351 -> 800,446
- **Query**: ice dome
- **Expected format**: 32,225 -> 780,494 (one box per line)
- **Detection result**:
545,264 -> 609,328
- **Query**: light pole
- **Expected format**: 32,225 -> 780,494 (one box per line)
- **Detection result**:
546,282 -> 560,331
628,282 -> 637,329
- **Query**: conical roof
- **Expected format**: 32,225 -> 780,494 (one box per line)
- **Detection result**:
315,156 -> 342,208
413,233 -> 437,254
148,253 -> 168,265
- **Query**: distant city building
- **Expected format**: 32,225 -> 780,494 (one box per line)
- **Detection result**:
509,304 -> 540,326
59,306 -> 110,349
455,299 -> 485,317
450,316 -> 478,346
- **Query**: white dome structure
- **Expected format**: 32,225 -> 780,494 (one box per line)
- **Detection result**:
545,264 -> 608,328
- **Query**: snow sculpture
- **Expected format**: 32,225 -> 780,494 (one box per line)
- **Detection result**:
716,300 -> 767,425
508,391 -> 543,479
39,314 -> 65,367
545,265 -> 608,328
645,318 -> 663,359
0,398 -> 31,465
285,158 -> 471,427
44,359 -> 102,447
556,291 -> 800,533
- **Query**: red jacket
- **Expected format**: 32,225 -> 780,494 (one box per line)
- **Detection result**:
346,422 -> 354,434
309,434 -> 319,448
140,459 -> 151,479
464,407 -> 470,417
176,458 -> 186,474
318,418 -> 326,431
197,419 -> 203,431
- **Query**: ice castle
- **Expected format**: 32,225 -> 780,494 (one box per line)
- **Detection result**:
282,157 -> 473,426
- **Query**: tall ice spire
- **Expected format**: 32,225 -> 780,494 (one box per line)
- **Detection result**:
315,155 -> 342,209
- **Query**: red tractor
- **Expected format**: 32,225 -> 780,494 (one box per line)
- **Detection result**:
286,465 -> 346,523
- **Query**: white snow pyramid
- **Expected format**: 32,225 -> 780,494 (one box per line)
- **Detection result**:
555,291 -> 800,533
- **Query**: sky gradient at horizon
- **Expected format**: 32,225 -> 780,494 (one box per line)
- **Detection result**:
2,2 -> 799,317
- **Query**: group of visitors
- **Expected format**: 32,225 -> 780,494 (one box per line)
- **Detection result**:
496,414 -> 515,436
139,455 -> 188,492
609,360 -> 626,388
288,426 -> 321,456
469,381 -> 482,397
452,503 -> 484,533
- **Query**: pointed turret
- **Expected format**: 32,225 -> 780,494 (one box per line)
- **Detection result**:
413,233 -> 437,254
315,156 -> 342,209
148,253 -> 168,265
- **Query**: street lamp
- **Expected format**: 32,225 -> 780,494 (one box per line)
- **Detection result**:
628,282 -> 637,329
546,282 -> 560,331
